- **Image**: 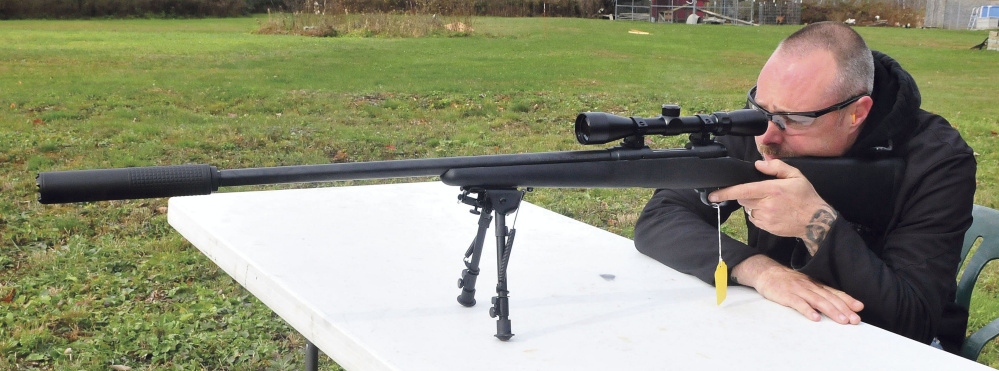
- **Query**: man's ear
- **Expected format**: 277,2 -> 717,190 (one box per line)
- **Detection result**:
851,96 -> 874,129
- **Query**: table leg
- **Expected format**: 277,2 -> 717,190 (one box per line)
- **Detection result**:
305,340 -> 319,371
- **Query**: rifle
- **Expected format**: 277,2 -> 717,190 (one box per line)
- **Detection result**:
36,105 -> 904,340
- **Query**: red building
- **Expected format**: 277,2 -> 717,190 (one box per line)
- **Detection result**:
651,0 -> 711,23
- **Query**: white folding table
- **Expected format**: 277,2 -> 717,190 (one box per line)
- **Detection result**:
167,182 -> 991,370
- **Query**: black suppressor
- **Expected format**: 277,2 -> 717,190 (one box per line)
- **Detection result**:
37,165 -> 220,204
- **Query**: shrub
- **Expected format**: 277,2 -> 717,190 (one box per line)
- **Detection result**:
0,0 -> 246,19
254,1 -> 480,37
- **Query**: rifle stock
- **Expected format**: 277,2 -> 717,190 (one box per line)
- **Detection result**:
443,156 -> 903,231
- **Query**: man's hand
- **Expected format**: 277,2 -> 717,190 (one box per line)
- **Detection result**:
733,255 -> 864,324
709,159 -> 837,255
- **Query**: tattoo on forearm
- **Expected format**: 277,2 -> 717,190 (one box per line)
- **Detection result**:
803,207 -> 836,256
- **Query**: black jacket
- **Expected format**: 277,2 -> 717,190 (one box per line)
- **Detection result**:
634,51 -> 977,353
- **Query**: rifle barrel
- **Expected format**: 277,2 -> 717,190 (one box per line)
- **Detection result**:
219,150 -> 616,187
36,147 -> 715,204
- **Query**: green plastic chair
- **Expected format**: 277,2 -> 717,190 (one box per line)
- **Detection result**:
956,204 -> 999,360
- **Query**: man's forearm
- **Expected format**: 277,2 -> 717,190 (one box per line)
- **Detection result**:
730,254 -> 781,288
802,206 -> 837,256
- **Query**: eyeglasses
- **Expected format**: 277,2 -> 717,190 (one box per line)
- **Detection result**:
746,85 -> 868,131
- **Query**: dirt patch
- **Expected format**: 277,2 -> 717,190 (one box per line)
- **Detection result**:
802,1 -> 924,27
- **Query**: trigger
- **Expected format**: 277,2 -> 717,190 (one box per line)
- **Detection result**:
697,188 -> 734,208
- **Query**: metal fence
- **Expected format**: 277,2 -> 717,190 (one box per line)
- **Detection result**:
756,0 -> 801,25
925,0 -> 999,29
614,0 -> 800,25
650,0 -> 756,24
615,0 -> 653,21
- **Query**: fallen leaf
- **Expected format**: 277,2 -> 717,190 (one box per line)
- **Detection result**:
32,118 -> 44,125
991,131 -> 997,136
156,206 -> 168,214
110,365 -> 132,371
9,103 -> 14,108
330,150 -> 348,161
385,145 -> 396,150
145,289 -> 166,303
1,288 -> 14,303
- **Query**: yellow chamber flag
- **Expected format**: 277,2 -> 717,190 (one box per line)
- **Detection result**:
715,259 -> 727,305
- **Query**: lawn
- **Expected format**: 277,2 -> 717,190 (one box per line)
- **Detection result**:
1,16 -> 997,369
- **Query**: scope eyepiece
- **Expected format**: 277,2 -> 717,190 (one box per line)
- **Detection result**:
574,108 -> 768,145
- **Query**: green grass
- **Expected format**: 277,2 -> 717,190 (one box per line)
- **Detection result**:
1,17 -> 998,369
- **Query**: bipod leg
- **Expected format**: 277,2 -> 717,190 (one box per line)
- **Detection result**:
455,188 -> 524,340
485,189 -> 524,341
456,190 -> 494,307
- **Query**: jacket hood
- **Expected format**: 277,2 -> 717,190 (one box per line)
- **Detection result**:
846,50 -> 923,157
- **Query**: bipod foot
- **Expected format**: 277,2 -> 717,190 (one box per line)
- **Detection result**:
456,268 -> 477,307
490,293 -> 514,340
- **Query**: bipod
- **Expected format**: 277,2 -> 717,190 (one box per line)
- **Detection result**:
455,187 -> 526,341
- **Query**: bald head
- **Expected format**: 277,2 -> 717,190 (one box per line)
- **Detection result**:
774,22 -> 874,100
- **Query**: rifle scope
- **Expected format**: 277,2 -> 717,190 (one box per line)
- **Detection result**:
575,107 -> 768,145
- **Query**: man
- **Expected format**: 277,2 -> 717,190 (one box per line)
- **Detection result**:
634,22 -> 976,353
